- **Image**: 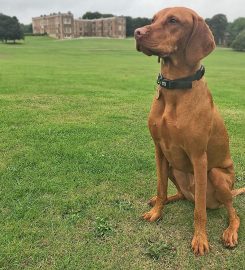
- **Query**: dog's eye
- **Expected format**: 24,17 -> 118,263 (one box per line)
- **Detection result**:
169,17 -> 178,24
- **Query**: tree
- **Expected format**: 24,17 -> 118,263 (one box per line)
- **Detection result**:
0,14 -> 10,42
206,14 -> 228,45
0,13 -> 24,43
126,16 -> 151,36
82,12 -> 114,19
20,23 -> 33,34
8,16 -> 24,42
227,17 -> 245,46
231,29 -> 245,51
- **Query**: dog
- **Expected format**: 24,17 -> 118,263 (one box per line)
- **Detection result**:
134,7 -> 245,256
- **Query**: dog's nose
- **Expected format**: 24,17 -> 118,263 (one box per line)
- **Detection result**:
134,27 -> 148,39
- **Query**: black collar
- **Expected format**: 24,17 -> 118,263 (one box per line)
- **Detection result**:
157,65 -> 205,90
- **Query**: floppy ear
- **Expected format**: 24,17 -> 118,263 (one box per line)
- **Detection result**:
185,15 -> 215,66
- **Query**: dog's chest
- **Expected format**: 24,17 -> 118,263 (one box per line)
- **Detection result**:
148,100 -> 193,170
148,103 -> 181,147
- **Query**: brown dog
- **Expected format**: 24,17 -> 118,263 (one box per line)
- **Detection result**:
134,7 -> 245,256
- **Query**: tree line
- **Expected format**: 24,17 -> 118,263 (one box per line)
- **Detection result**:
205,14 -> 245,51
1,11 -> 244,50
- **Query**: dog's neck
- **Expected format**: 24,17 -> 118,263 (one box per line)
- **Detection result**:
161,56 -> 201,80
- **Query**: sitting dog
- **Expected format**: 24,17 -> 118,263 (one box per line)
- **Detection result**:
134,7 -> 245,256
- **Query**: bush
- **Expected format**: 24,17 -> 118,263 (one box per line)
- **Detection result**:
231,30 -> 245,51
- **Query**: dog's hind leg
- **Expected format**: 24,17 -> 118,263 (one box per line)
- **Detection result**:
209,167 -> 240,248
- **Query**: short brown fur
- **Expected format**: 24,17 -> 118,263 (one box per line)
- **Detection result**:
134,7 -> 245,256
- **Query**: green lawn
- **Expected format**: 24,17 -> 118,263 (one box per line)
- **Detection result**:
0,37 -> 244,269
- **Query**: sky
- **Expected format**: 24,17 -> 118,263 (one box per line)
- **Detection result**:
1,0 -> 244,24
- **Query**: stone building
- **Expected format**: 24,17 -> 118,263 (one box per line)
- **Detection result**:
32,12 -> 74,39
74,17 -> 126,38
32,12 -> 126,39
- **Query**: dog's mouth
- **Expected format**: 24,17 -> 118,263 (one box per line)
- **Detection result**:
136,43 -> 154,56
136,42 -> 170,58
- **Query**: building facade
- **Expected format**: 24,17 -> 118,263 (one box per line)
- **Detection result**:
32,12 -> 74,39
32,12 -> 126,39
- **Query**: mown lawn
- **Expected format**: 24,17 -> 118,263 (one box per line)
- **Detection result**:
0,37 -> 244,269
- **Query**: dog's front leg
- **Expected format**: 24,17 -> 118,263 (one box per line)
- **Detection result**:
191,152 -> 209,256
143,144 -> 168,222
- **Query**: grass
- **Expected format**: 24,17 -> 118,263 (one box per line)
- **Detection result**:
0,36 -> 244,269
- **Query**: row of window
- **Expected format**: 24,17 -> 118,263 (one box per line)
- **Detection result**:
63,18 -> 72,24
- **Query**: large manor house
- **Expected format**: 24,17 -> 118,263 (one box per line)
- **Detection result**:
32,12 -> 126,39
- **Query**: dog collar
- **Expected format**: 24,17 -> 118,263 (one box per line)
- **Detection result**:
157,65 -> 205,89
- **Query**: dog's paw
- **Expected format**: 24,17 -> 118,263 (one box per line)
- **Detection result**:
222,227 -> 238,248
142,207 -> 162,222
191,233 -> 209,256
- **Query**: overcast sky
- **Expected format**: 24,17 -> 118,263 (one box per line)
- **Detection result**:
1,0 -> 244,24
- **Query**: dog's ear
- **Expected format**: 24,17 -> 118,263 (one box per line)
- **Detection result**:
185,15 -> 215,66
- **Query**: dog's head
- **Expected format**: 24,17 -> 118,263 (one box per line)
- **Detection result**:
134,7 -> 215,66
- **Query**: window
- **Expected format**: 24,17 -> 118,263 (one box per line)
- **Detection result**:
65,27 -> 72,33
63,18 -> 71,24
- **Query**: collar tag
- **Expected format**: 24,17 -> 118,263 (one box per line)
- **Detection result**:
161,81 -> 167,87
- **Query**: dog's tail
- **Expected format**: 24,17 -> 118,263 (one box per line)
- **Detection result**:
232,188 -> 245,197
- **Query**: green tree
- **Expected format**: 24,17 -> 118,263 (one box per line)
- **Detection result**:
125,16 -> 133,36
227,17 -> 245,46
231,29 -> 245,51
8,16 -> 24,42
206,14 -> 228,45
126,16 -> 151,36
82,12 -> 114,19
0,13 -> 24,43
0,13 -> 10,42
20,23 -> 33,34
